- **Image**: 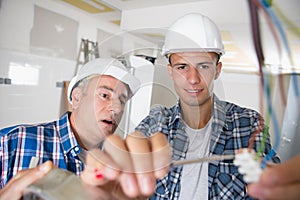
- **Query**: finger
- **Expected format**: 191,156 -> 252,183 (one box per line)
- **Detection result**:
149,132 -> 171,179
260,154 -> 300,186
0,161 -> 53,200
248,183 -> 300,200
103,134 -> 134,173
268,184 -> 300,200
82,148 -> 120,186
82,181 -> 115,199
12,160 -> 53,188
81,165 -> 109,186
104,134 -> 140,198
126,131 -> 156,196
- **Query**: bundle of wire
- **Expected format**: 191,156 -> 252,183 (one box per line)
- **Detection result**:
247,0 -> 299,169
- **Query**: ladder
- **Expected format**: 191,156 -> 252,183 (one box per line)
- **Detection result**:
63,38 -> 100,112
74,38 -> 100,75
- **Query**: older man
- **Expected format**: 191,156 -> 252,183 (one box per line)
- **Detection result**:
0,58 -> 171,199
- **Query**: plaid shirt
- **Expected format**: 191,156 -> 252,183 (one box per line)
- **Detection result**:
0,112 -> 85,188
136,95 -> 280,200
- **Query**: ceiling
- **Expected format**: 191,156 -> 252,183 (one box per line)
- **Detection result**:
57,0 -> 300,73
60,0 -> 203,26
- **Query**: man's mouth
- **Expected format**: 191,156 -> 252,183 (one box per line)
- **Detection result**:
186,88 -> 204,93
102,119 -> 115,125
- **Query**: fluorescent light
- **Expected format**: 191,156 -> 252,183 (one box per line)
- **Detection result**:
8,62 -> 40,85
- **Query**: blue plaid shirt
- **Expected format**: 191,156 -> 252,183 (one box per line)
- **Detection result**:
0,112 -> 85,188
136,95 -> 280,200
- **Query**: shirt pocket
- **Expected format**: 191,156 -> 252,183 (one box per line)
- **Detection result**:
152,177 -> 170,199
212,162 -> 247,200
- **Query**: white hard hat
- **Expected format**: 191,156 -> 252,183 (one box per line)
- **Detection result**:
162,13 -> 225,57
67,58 -> 141,104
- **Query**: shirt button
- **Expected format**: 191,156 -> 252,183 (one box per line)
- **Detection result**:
74,147 -> 79,152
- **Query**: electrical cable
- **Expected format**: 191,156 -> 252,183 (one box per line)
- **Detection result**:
247,1 -> 268,156
247,0 -> 282,167
247,0 -> 267,152
272,2 -> 300,101
254,0 -> 287,109
238,0 -> 299,181
259,0 -> 300,165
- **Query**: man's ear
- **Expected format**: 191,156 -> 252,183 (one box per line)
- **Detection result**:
214,62 -> 222,80
71,87 -> 82,109
167,63 -> 174,80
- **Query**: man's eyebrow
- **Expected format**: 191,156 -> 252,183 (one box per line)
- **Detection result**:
195,61 -> 215,66
172,62 -> 188,66
98,85 -> 128,99
98,85 -> 114,92
172,61 -> 214,66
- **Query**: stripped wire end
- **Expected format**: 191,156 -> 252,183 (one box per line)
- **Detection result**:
234,148 -> 262,183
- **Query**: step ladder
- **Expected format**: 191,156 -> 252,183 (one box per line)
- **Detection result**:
63,38 -> 100,112
75,38 -> 100,75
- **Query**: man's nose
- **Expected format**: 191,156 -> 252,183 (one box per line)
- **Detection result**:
109,98 -> 122,115
186,66 -> 201,84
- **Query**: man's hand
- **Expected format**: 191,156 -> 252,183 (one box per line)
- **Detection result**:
81,132 -> 171,198
0,161 -> 54,200
247,154 -> 300,200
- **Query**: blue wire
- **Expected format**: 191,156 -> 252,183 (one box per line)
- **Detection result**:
259,0 -> 300,167
262,0 -> 291,55
260,73 -> 281,168
291,73 -> 300,97
261,0 -> 299,98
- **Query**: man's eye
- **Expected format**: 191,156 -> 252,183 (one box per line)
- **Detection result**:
175,65 -> 187,70
198,64 -> 209,69
100,93 -> 108,98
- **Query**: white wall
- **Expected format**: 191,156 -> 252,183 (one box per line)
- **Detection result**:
0,0 -> 99,128
216,72 -> 260,111
0,0 -> 151,128
278,75 -> 300,161
0,49 -> 75,127
0,0 -> 155,130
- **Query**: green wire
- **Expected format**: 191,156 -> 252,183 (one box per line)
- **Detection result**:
265,0 -> 273,6
256,74 -> 272,160
256,126 -> 269,160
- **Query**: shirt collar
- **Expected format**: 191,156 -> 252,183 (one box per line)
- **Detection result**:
174,94 -> 228,131
57,112 -> 81,156
212,94 -> 228,132
170,99 -> 184,125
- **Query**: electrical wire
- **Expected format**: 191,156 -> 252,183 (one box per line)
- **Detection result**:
261,0 -> 292,108
272,2 -> 300,100
247,0 -> 283,167
247,2 -> 267,155
248,0 -> 300,168
254,0 -> 287,108
261,0 -> 299,102
247,0 -> 267,152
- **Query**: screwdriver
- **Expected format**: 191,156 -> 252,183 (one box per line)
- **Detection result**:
171,154 -> 235,167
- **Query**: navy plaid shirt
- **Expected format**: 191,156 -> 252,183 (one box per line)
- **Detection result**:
136,95 -> 280,200
0,112 -> 85,188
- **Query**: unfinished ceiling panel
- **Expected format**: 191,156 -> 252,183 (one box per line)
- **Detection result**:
61,0 -> 114,14
30,5 -> 78,60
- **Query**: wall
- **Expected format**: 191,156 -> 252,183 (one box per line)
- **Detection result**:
0,49 -> 75,127
0,0 -> 155,131
278,75 -> 300,161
